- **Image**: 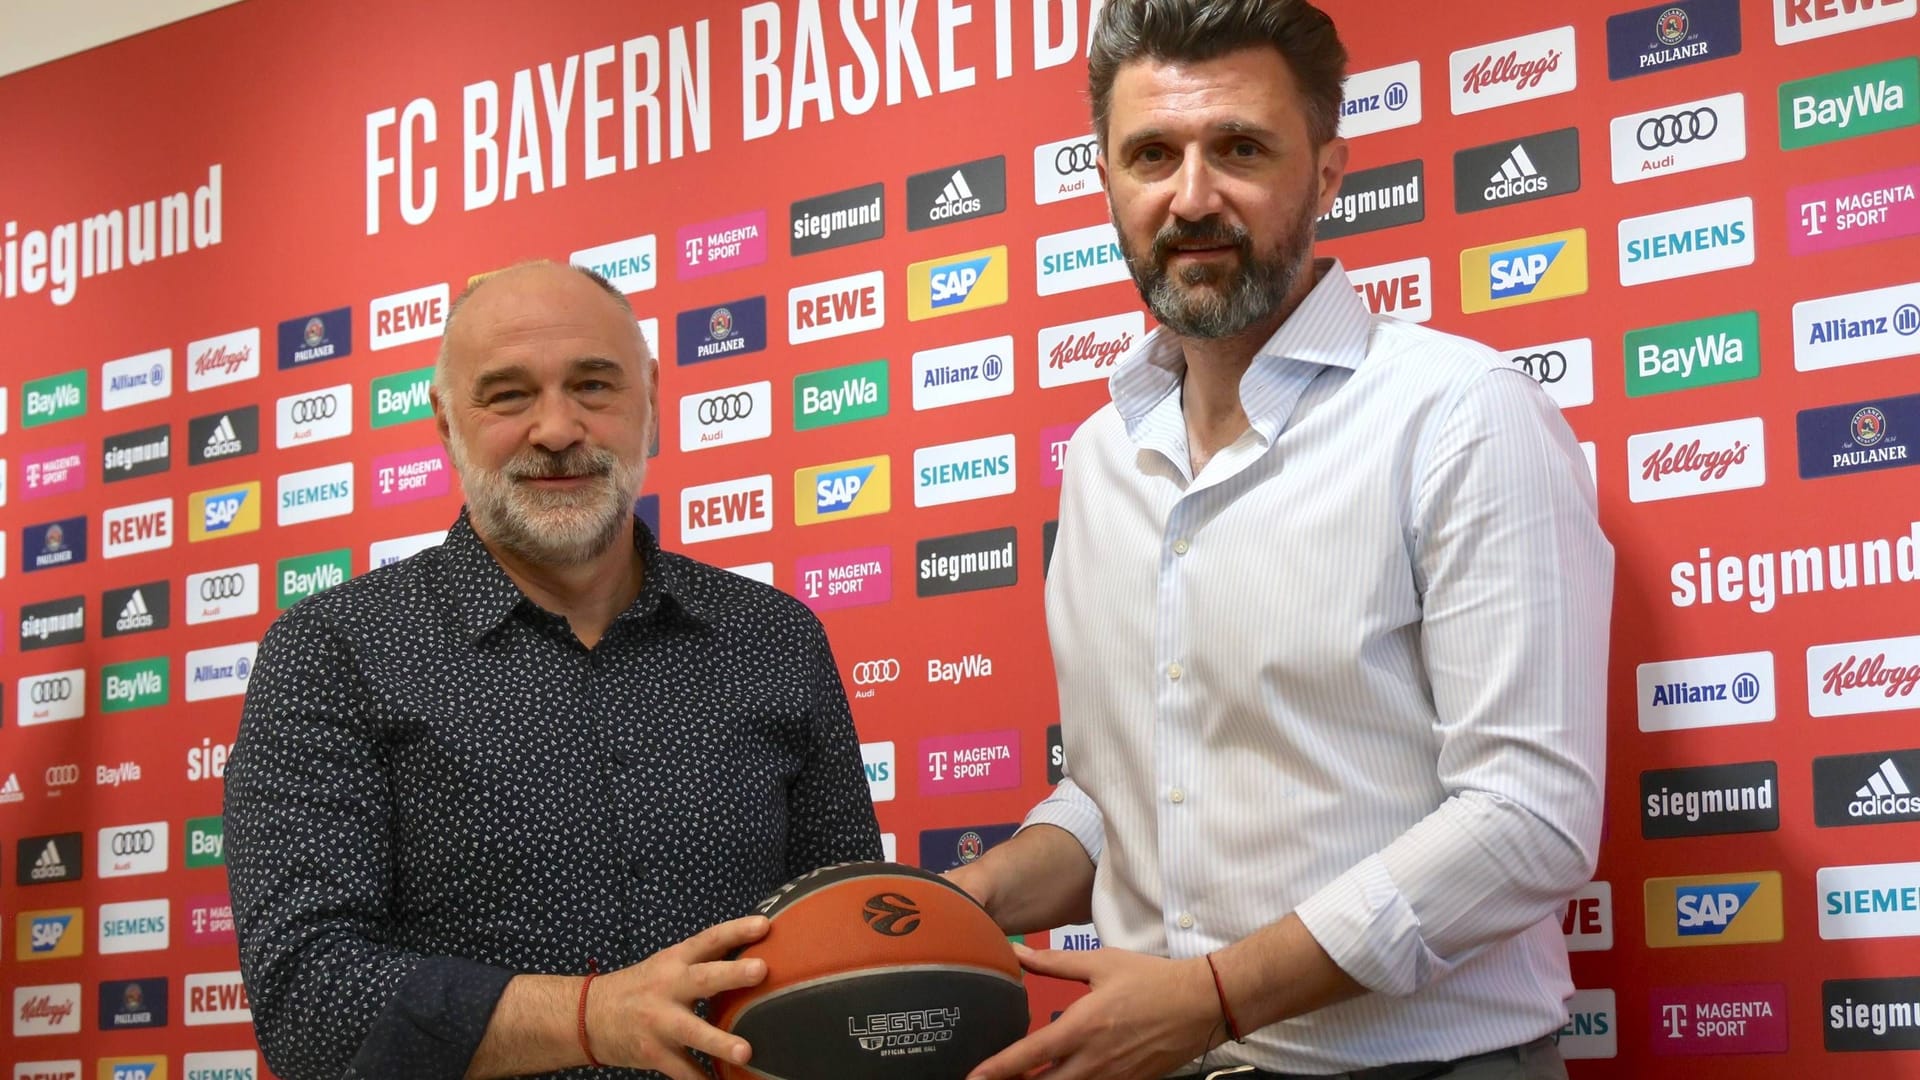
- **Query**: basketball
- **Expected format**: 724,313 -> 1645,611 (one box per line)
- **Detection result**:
710,861 -> 1030,1080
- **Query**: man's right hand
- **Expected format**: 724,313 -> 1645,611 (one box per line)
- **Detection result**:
584,914 -> 771,1080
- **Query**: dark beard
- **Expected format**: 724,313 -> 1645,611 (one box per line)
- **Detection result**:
1116,196 -> 1319,340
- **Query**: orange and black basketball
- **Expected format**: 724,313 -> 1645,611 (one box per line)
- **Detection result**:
710,861 -> 1029,1080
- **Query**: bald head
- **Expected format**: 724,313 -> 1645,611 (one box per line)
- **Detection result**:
435,260 -> 649,399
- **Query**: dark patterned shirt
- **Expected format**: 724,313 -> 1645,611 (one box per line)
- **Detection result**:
225,510 -> 882,1079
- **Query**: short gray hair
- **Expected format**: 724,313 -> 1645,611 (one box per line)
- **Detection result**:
432,260 -> 645,399
1088,0 -> 1348,149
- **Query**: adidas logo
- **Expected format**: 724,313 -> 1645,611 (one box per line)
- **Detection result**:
117,588 -> 155,633
204,414 -> 244,458
1484,144 -> 1550,201
31,839 -> 67,880
1849,758 -> 1920,818
928,169 -> 984,221
0,773 -> 22,803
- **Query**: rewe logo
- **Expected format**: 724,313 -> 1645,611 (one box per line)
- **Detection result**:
1349,257 -> 1433,321
186,327 -> 260,391
1563,881 -> 1615,951
184,971 -> 251,1025
1775,0 -> 1915,45
1038,311 -> 1144,388
103,498 -> 174,558
1339,60 -> 1423,138
1450,26 -> 1577,115
928,653 -> 994,686
1808,634 -> 1920,717
369,282 -> 449,350
793,361 -> 889,430
1781,59 -> 1918,150
789,270 -> 885,344
680,475 -> 773,544
1627,417 -> 1767,503
1611,92 -> 1749,185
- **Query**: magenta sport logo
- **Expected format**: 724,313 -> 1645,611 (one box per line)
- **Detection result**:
185,893 -> 236,946
920,730 -> 1021,796
1039,422 -> 1080,489
678,209 -> 769,281
794,546 -> 891,613
1789,164 -> 1920,256
1649,983 -> 1788,1055
22,444 -> 86,499
370,446 -> 451,508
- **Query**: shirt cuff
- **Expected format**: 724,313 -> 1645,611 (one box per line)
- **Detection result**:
1020,783 -> 1105,865
348,956 -> 518,1079
1291,854 -> 1440,998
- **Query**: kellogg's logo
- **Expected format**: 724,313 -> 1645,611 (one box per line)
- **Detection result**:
1451,26 -> 1578,114
1809,635 -> 1920,718
1627,417 -> 1767,503
1038,312 -> 1145,389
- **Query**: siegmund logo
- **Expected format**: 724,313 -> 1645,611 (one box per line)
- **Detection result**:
103,582 -> 170,637
1317,159 -> 1424,239
791,183 -> 885,256
1826,977 -> 1920,1051
1454,128 -> 1580,213
916,526 -> 1018,597
907,156 -> 1007,231
1641,760 -> 1779,839
101,425 -> 172,483
19,596 -> 85,651
188,405 -> 260,465
1815,748 -> 1920,827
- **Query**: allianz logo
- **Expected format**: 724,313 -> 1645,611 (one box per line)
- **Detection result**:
928,653 -> 993,685
801,377 -> 879,417
1649,672 -> 1762,707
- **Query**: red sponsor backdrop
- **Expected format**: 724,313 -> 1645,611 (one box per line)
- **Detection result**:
1,0 -> 1918,1074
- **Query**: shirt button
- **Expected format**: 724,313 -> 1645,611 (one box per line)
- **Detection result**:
1167,662 -> 1184,681
1173,539 -> 1191,556
1169,788 -> 1186,804
1178,913 -> 1196,930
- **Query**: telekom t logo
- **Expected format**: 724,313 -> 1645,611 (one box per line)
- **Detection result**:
803,569 -> 824,598
377,467 -> 397,494
1800,201 -> 1829,236
927,751 -> 950,781
1661,1003 -> 1689,1038
685,237 -> 705,265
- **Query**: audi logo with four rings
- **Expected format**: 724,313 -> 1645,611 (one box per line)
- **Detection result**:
1055,140 -> 1097,175
698,393 -> 755,424
1637,108 -> 1718,150
111,830 -> 157,856
1508,351 -> 1568,385
46,764 -> 80,786
852,659 -> 901,685
200,574 -> 249,601
288,394 -> 340,423
30,677 -> 74,703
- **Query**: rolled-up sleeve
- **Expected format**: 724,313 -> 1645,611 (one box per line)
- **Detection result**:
1292,370 -> 1612,996
226,609 -> 513,1080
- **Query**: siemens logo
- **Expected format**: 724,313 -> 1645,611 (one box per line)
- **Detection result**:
568,233 -> 656,294
1820,861 -> 1920,939
1036,223 -> 1129,296
276,463 -> 354,525
1619,197 -> 1757,285
913,434 -> 1016,507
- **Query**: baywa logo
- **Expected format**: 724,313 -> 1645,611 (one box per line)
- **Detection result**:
1625,310 -> 1760,397
793,361 -> 888,430
278,550 -> 351,608
1454,128 -> 1580,213
16,833 -> 82,885
103,582 -> 170,637
1460,229 -> 1588,313
1317,159 -> 1424,238
188,405 -> 260,464
908,155 -> 1007,230
916,526 -> 1018,597
791,183 -> 886,255
102,425 -> 172,482
186,816 -> 225,868
1640,760 -> 1779,838
22,369 -> 87,428
372,366 -> 434,427
1815,749 -> 1920,827
1781,58 -> 1918,151
1826,977 -> 1920,1051
101,658 -> 169,713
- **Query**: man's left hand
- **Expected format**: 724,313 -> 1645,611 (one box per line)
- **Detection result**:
965,943 -> 1223,1080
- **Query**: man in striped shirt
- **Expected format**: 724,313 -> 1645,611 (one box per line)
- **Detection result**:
954,3 -> 1611,1079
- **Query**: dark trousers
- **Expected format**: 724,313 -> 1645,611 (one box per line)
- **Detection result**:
1174,1035 -> 1568,1080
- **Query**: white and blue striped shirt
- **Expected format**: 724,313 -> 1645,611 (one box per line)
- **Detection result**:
1026,259 -> 1613,1073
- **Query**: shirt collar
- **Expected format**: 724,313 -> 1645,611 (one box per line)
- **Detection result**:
1109,258 -> 1374,443
439,508 -> 709,642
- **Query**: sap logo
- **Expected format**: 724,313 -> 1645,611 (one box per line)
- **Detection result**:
204,491 -> 247,531
931,256 -> 991,308
187,737 -> 233,782
929,653 -> 994,686
1677,881 -> 1760,935
29,914 -> 73,953
1491,240 -> 1566,298
816,466 -> 875,514
107,1065 -> 161,1080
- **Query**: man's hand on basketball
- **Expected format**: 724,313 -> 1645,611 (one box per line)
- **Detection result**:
965,943 -> 1223,1080
584,914 -> 771,1080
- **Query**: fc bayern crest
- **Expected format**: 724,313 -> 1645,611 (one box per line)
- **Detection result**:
1852,407 -> 1887,447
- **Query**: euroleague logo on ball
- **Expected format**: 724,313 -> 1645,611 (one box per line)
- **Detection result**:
861,892 -> 922,936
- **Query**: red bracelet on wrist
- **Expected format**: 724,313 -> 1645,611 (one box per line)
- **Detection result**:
1204,951 -> 1245,1043
578,958 -> 603,1068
